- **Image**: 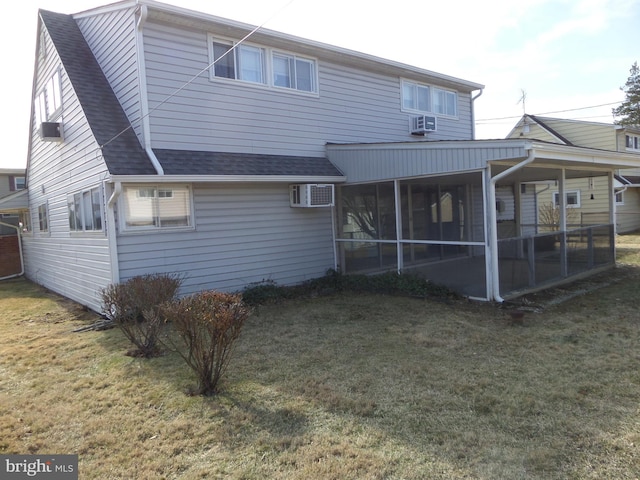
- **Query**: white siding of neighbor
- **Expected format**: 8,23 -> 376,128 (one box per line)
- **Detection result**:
116,183 -> 336,295
141,21 -> 474,157
23,22 -> 112,312
75,7 -> 144,141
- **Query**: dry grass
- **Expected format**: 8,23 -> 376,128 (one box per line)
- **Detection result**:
1,237 -> 640,479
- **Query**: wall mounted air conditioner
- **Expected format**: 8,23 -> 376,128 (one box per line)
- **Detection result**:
39,122 -> 63,141
410,115 -> 437,135
290,184 -> 335,208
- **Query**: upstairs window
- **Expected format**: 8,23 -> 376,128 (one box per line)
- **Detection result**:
401,80 -> 458,117
272,52 -> 316,92
68,187 -> 103,232
433,88 -> 457,116
626,134 -> 639,151
209,36 -> 318,94
402,81 -> 431,112
9,176 -> 25,191
211,40 -> 266,84
35,70 -> 62,123
121,184 -> 193,232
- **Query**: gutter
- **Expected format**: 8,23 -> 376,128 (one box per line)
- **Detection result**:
106,181 -> 122,284
0,221 -> 24,280
487,148 -> 536,302
136,4 -> 164,176
108,174 -> 347,183
471,88 -> 484,140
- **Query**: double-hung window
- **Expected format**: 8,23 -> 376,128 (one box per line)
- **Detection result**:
272,52 -> 316,92
35,70 -> 62,124
209,36 -> 318,94
626,134 -> 639,151
212,40 -> 266,84
402,81 -> 431,112
121,184 -> 193,232
68,187 -> 103,232
433,88 -> 457,116
401,80 -> 458,117
38,203 -> 49,232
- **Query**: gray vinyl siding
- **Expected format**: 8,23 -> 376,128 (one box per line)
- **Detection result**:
75,7 -> 143,141
23,23 -> 112,312
141,21 -> 474,157
116,183 -> 335,295
328,143 -> 527,183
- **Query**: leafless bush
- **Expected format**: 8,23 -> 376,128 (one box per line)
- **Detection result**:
161,291 -> 251,396
101,273 -> 182,357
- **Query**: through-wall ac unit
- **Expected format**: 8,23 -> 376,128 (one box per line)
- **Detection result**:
290,184 -> 335,208
410,115 -> 437,135
39,122 -> 63,141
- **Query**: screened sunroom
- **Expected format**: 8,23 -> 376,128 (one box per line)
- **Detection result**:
328,140 -> 640,301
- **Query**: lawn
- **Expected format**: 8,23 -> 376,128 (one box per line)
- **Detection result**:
1,236 -> 640,479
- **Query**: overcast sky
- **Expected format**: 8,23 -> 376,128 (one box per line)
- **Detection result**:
1,0 -> 639,168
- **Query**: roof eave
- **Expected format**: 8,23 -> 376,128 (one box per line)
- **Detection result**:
107,174 -> 347,183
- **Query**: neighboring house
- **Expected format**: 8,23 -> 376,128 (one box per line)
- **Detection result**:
1,0 -> 639,310
0,169 -> 26,277
507,114 -> 640,233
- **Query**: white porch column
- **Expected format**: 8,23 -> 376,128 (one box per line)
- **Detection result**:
394,180 -> 403,273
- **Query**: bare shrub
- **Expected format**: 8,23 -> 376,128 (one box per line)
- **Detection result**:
101,273 -> 182,357
161,291 -> 251,396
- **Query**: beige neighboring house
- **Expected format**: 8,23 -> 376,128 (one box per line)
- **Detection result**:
507,115 -> 640,233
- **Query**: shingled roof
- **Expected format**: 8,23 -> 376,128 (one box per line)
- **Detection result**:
154,149 -> 343,177
40,9 -> 156,175
39,9 -> 342,180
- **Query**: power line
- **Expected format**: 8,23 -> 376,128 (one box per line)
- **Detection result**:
101,0 -> 297,150
476,101 -> 622,123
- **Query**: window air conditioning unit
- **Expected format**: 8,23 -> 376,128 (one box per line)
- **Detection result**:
411,115 -> 437,135
290,184 -> 334,208
39,122 -> 63,141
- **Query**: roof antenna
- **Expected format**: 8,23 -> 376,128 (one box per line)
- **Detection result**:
518,89 -> 530,133
517,89 -> 527,115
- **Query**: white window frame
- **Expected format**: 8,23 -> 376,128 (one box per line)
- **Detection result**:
615,189 -> 625,205
209,36 -> 266,85
68,186 -> 103,233
553,190 -> 581,208
119,184 -> 195,234
35,70 -> 62,124
625,134 -> 640,151
208,35 -> 319,95
272,51 -> 317,93
37,203 -> 49,233
433,87 -> 457,117
401,79 -> 458,118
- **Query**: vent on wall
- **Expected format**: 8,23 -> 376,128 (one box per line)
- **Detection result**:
410,115 -> 437,135
290,184 -> 335,208
39,122 -> 63,142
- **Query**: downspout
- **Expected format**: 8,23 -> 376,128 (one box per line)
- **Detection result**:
488,148 -> 535,302
0,221 -> 24,280
471,88 -> 484,140
106,181 -> 121,284
136,4 -> 164,176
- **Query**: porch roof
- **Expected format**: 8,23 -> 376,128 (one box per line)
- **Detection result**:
0,189 -> 28,213
327,139 -> 640,184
